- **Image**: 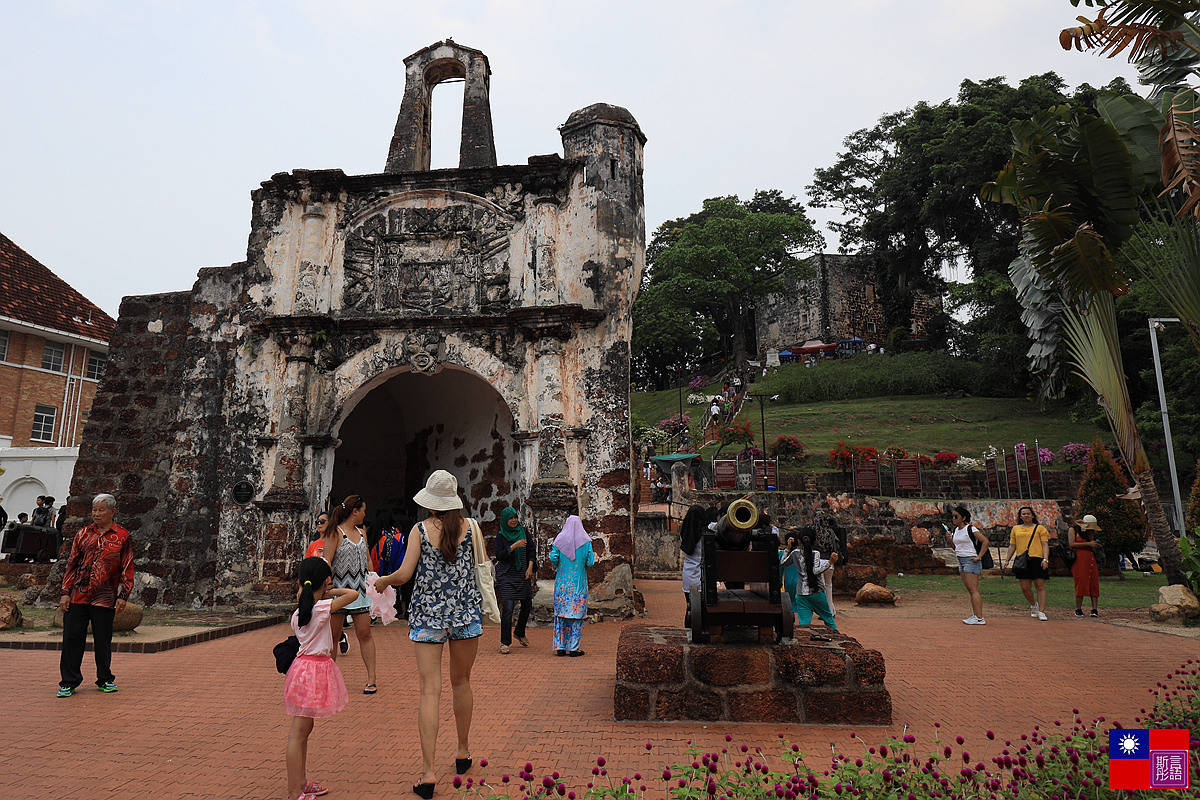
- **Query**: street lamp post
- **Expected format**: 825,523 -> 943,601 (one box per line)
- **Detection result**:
1149,318 -> 1185,534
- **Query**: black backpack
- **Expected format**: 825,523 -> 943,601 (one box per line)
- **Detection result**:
971,527 -> 995,570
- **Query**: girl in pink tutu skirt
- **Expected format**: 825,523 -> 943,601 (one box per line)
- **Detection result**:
285,557 -> 359,800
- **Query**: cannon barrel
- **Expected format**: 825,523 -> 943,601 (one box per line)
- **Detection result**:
714,498 -> 759,550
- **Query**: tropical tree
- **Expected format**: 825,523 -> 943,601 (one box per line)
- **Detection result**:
984,99 -> 1190,585
632,191 -> 823,387
1076,436 -> 1149,570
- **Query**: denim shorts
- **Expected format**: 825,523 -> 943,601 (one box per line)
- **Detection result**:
957,556 -> 982,575
409,619 -> 483,643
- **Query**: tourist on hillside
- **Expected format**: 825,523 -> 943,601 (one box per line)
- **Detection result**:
56,493 -> 133,697
494,506 -> 537,654
779,528 -> 838,630
950,506 -> 990,625
679,505 -> 708,627
1004,506 -> 1052,621
374,470 -> 483,797
549,515 -> 595,657
1069,515 -> 1102,617
322,495 -> 378,693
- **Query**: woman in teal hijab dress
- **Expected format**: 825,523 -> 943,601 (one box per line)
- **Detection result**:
494,506 -> 537,654
548,515 -> 595,657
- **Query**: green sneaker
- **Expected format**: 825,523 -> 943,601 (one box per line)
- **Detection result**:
56,686 -> 74,698
99,681 -> 118,693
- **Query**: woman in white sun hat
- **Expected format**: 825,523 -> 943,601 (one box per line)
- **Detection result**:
374,470 -> 483,798
1069,514 -> 1103,617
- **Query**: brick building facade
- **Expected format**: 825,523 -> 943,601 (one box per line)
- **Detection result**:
755,253 -> 942,351
0,232 -> 115,515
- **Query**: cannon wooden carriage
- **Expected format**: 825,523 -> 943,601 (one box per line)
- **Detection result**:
686,499 -> 793,644
1,524 -> 58,563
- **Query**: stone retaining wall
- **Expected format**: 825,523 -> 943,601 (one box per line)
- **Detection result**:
614,624 -> 890,725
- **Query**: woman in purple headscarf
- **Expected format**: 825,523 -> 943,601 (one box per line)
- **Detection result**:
547,515 -> 595,657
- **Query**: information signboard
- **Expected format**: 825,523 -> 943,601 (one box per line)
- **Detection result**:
1025,447 -> 1042,490
894,458 -> 922,491
714,460 -> 738,489
985,458 -> 1000,496
854,459 -> 880,492
1004,452 -> 1021,495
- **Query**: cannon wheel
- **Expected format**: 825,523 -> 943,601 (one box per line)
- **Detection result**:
689,588 -> 709,643
778,594 -> 794,642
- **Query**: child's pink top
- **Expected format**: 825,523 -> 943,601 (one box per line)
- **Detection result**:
290,597 -> 334,656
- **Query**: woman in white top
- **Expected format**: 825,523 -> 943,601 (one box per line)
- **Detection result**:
322,494 -> 378,694
950,506 -> 990,625
678,505 -> 708,627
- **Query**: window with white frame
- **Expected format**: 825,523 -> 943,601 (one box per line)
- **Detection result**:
42,340 -> 65,372
0,329 -> 8,362
86,349 -> 107,380
32,404 -> 56,442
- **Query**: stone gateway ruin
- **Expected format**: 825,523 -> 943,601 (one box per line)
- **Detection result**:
43,41 -> 646,608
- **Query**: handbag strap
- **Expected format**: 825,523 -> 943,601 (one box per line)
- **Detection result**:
470,519 -> 488,566
1020,525 -> 1041,556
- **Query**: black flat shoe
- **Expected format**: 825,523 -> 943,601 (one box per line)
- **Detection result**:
556,649 -> 566,657
456,757 -> 472,774
413,782 -> 435,799
568,650 -> 585,657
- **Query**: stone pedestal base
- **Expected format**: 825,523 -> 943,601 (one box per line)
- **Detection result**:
614,624 -> 891,725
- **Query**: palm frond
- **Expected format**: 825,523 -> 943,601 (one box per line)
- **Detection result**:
1062,10 -> 1193,58
1061,292 -> 1147,471
1122,198 -> 1200,351
1159,94 -> 1200,216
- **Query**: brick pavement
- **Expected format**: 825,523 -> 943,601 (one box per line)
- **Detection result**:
1,580 -> 1194,800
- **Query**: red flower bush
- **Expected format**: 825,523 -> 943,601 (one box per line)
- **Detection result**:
933,451 -> 958,469
768,435 -> 805,461
828,442 -> 878,471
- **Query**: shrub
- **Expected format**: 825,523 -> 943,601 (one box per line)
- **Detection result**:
933,451 -> 958,469
957,456 -> 983,470
882,445 -> 909,462
686,393 -> 708,405
756,352 -> 987,403
917,453 -> 934,469
657,414 -> 689,437
1058,442 -> 1092,467
1187,458 -> 1200,536
735,446 -> 765,463
1038,447 -> 1055,466
768,435 -> 806,461
828,442 -> 878,471
688,375 -> 708,390
1075,437 -> 1147,559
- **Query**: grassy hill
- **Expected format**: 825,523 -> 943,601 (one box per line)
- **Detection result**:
631,388 -> 1110,468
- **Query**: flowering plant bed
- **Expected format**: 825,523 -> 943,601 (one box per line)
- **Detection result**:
455,660 -> 1200,799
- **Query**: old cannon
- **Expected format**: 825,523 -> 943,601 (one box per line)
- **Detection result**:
687,499 -> 793,644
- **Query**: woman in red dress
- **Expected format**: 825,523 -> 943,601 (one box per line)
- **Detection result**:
1069,514 -> 1102,618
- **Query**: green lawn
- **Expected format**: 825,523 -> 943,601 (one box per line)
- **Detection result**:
632,389 -> 1110,466
889,571 -> 1168,610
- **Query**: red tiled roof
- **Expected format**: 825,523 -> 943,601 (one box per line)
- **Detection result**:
0,231 -> 115,342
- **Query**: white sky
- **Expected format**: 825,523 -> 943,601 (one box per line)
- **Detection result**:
0,1 -> 1142,317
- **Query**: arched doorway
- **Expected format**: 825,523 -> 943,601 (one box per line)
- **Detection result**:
329,366 -> 519,526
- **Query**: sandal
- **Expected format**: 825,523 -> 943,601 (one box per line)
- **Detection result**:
499,645 -> 510,654
302,781 -> 329,796
518,636 -> 529,647
456,757 -> 473,774
363,683 -> 378,694
413,782 -> 435,799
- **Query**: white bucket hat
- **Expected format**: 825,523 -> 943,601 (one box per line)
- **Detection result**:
1080,514 -> 1102,532
414,470 -> 463,511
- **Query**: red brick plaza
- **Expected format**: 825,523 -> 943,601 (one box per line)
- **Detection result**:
2,580 -> 1193,800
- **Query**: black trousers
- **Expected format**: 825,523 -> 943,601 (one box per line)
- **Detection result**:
500,597 -> 531,646
60,603 -> 115,689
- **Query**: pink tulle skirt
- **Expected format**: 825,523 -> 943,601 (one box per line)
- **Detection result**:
284,654 -> 348,718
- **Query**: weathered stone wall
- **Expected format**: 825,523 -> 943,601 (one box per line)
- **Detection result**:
42,42 -> 646,608
756,254 -> 941,349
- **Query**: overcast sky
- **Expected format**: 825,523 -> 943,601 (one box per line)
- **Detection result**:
0,1 -> 1142,317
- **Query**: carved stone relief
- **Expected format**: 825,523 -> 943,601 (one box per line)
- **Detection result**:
342,197 -> 514,316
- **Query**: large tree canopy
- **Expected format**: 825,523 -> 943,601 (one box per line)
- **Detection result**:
632,191 -> 823,389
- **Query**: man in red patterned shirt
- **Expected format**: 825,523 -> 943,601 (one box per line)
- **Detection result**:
56,493 -> 134,697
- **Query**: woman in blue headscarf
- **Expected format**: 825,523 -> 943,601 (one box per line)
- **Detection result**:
494,506 -> 537,654
548,515 -> 595,657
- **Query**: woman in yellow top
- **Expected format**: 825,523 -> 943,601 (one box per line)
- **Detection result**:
1003,506 -> 1052,620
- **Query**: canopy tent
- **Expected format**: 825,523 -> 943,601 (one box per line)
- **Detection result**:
795,339 -> 837,354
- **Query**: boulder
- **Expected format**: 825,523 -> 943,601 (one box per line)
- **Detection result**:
0,596 -> 22,629
588,563 -> 643,619
1158,585 -> 1200,619
855,583 -> 897,606
834,564 -> 887,595
17,573 -> 37,590
53,602 -> 144,631
1150,603 -> 1184,625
